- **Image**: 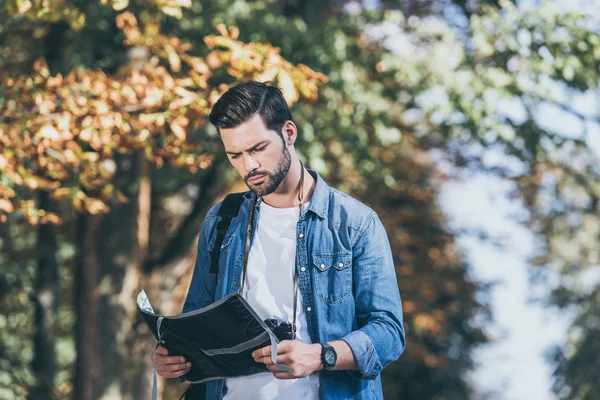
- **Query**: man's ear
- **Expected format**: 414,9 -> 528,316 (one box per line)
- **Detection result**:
282,121 -> 297,146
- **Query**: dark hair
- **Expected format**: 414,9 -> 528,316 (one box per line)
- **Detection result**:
208,81 -> 293,138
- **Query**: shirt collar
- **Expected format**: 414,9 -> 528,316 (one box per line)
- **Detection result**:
243,168 -> 329,219
305,169 -> 328,219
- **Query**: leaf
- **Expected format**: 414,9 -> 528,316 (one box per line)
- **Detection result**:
165,45 -> 181,72
0,198 -> 14,213
277,71 -> 299,106
39,211 -> 62,224
18,0 -> 32,13
50,188 -> 71,200
84,198 -> 110,214
38,125 -> 60,140
169,116 -> 188,140
161,6 -> 182,19
111,0 -> 129,11
0,155 -> 8,170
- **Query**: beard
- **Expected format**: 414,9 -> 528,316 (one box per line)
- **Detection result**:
244,146 -> 292,196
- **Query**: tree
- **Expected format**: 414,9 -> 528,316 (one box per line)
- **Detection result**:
1,2 -> 325,399
4,0 -> 598,399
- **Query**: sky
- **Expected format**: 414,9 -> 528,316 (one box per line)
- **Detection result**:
440,174 -> 573,400
437,84 -> 600,400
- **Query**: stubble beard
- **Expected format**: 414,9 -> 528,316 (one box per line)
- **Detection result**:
245,146 -> 292,196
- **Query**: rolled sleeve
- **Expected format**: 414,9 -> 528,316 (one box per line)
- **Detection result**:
343,211 -> 405,380
341,330 -> 382,380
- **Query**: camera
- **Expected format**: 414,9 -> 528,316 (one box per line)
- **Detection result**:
264,318 -> 296,341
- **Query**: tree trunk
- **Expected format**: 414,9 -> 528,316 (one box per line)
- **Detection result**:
132,162 -> 229,400
73,151 -> 228,399
29,192 -> 59,400
73,152 -> 148,400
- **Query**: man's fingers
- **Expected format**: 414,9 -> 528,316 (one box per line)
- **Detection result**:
251,341 -> 295,360
151,345 -> 192,379
153,352 -> 187,364
276,354 -> 292,365
163,362 -> 192,373
159,368 -> 190,379
159,355 -> 187,365
266,364 -> 279,372
252,345 -> 271,359
258,353 -> 291,365
268,365 -> 294,380
276,341 -> 293,353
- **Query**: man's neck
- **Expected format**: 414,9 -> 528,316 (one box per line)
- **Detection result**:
262,166 -> 316,209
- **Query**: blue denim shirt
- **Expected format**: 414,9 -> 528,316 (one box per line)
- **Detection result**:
183,170 -> 405,400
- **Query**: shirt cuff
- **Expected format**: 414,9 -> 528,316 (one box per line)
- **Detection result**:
341,330 -> 383,380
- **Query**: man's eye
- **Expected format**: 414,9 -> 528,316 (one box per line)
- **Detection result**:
230,154 -> 241,160
254,146 -> 267,152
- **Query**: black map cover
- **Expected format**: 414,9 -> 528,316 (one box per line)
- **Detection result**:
138,292 -> 290,384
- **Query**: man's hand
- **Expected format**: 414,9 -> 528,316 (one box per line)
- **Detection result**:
150,345 -> 191,378
252,341 -> 323,379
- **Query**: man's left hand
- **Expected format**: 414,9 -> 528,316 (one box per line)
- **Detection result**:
252,340 -> 323,379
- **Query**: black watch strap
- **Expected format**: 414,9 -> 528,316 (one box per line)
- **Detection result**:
320,342 -> 337,369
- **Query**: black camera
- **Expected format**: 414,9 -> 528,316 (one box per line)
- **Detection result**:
264,318 -> 296,341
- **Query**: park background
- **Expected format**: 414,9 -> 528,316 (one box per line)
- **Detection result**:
1,0 -> 599,399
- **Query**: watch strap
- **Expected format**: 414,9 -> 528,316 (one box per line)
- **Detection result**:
319,342 -> 336,369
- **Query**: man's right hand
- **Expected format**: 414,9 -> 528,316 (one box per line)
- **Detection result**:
151,346 -> 192,378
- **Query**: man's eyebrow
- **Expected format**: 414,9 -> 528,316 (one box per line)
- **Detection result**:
226,140 -> 269,155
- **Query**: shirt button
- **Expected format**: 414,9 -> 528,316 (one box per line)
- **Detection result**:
299,233 -> 304,238
320,264 -> 325,270
306,307 -> 312,312
338,263 -> 344,268
300,267 -> 306,272
233,281 -> 239,286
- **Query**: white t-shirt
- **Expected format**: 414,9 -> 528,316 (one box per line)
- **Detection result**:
223,201 -> 319,400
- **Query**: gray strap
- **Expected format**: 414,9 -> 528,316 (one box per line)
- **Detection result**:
240,195 -> 258,294
292,268 -> 299,338
152,316 -> 165,400
269,332 -> 293,373
292,163 -> 304,338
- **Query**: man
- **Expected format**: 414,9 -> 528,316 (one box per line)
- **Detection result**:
153,81 -> 405,399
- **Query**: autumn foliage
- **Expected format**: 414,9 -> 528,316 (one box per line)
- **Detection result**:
0,12 -> 326,224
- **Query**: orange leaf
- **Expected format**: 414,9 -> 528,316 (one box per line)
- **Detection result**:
85,198 -> 110,214
0,198 -> 14,213
50,188 -> 71,200
170,116 -> 188,140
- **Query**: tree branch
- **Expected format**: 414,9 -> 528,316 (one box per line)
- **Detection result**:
144,160 -> 228,272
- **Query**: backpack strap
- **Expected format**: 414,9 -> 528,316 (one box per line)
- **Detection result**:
210,192 -> 247,274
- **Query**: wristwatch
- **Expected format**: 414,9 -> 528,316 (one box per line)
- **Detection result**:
319,343 -> 337,370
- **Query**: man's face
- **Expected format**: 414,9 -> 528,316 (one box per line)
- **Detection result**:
220,114 -> 291,196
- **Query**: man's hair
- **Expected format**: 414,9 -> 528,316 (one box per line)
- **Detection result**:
208,81 -> 293,138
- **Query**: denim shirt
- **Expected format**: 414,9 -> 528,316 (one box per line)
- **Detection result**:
183,170 -> 405,400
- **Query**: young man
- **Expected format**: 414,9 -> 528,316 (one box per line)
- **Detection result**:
153,81 -> 405,399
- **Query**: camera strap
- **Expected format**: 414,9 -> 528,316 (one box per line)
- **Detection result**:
240,162 -> 305,339
291,163 -> 305,338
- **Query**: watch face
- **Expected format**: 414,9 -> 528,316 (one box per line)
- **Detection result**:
325,348 -> 336,366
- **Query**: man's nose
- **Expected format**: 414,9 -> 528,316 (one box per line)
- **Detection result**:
244,155 -> 259,173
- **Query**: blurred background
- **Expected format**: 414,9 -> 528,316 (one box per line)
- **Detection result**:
1,0 -> 599,399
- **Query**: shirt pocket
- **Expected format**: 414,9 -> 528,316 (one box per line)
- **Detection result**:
312,252 -> 352,304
